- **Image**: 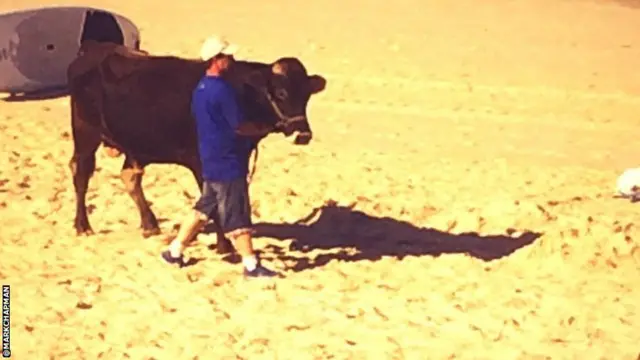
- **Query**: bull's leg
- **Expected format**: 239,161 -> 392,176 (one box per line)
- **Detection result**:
69,130 -> 101,236
70,153 -> 97,235
186,163 -> 234,254
120,157 -> 160,237
209,210 -> 235,255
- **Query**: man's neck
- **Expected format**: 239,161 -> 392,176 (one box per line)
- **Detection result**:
206,68 -> 222,77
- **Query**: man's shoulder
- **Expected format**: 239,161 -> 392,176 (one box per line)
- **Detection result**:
196,76 -> 220,90
195,76 -> 235,98
200,76 -> 234,88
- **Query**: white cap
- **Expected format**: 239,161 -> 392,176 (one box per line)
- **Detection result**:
199,36 -> 239,60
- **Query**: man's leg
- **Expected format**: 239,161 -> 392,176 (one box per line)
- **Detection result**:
229,230 -> 258,271
233,234 -> 254,255
217,178 -> 279,278
167,210 -> 208,257
162,182 -> 215,266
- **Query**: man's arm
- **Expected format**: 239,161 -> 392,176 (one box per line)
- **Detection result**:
236,121 -> 276,137
218,88 -> 274,137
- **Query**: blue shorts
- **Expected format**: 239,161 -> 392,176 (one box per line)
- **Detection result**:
193,177 -> 252,237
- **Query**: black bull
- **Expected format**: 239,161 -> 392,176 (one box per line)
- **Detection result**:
67,41 -> 326,254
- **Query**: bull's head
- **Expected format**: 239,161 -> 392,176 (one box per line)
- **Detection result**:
247,58 -> 326,145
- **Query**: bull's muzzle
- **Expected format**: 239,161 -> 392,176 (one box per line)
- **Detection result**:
294,131 -> 312,145
279,115 -> 312,145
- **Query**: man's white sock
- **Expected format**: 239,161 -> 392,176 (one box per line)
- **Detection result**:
242,255 -> 258,271
169,241 -> 183,258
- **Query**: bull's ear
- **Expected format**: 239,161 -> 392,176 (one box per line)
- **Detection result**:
308,75 -> 326,95
272,63 -> 286,75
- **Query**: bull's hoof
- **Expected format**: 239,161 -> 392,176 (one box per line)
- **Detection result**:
142,228 -> 162,238
216,240 -> 235,255
76,228 -> 95,236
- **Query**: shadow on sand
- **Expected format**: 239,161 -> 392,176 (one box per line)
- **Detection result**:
1,86 -> 69,102
253,202 -> 543,272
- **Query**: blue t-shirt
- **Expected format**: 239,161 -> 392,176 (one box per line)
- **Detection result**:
191,75 -> 254,181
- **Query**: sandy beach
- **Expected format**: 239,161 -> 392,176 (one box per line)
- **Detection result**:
1,0 -> 639,358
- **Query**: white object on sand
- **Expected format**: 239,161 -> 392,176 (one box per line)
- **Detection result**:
616,167 -> 640,201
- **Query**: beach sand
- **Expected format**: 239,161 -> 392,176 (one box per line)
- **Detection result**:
0,0 -> 639,358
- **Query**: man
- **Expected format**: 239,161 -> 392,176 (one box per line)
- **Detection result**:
161,36 -> 279,278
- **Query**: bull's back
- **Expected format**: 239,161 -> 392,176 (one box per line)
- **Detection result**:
76,55 -> 206,158
68,54 -> 271,160
106,62 -> 203,154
